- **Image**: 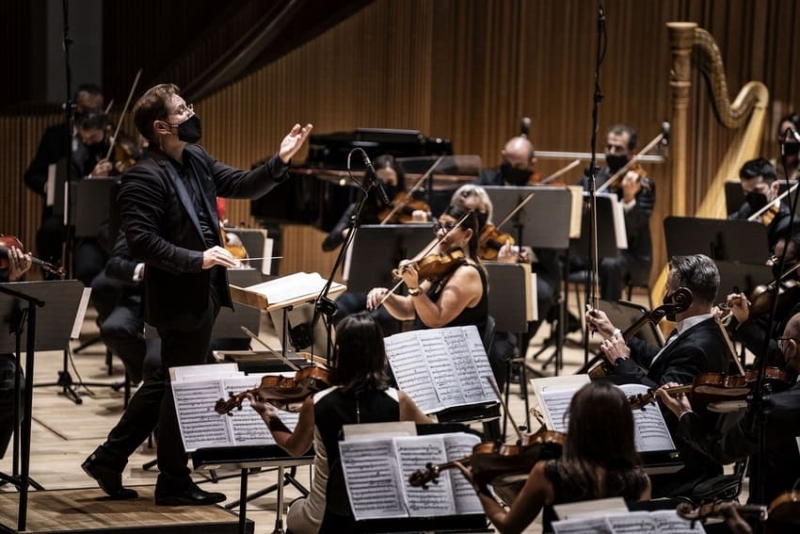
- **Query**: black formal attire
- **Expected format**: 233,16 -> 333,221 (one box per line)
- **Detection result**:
95,144 -> 289,492
23,123 -> 109,284
610,316 -> 735,498
728,199 -> 798,250
728,302 -> 800,369
0,271 -> 24,458
577,167 -> 655,301
676,380 -> 800,505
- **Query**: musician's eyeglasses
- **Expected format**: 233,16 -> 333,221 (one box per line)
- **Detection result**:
432,222 -> 457,234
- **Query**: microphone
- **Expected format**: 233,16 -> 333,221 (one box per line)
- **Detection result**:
520,117 -> 531,138
363,152 -> 391,205
661,121 -> 670,146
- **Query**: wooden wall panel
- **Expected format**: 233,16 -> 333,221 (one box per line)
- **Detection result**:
3,0 -> 799,287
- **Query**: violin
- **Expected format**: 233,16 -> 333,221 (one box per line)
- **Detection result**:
478,224 -> 515,261
627,366 -> 793,411
677,491 -> 800,529
578,287 -> 693,377
408,429 -> 565,492
110,141 -> 137,175
0,235 -> 65,279
395,248 -> 467,284
749,264 -> 800,317
379,191 -> 431,224
215,358 -> 331,414
220,227 -> 248,261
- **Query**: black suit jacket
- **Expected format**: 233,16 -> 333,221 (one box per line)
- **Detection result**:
23,122 -> 96,197
117,144 -> 288,330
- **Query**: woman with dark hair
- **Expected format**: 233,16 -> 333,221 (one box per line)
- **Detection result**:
457,380 -> 651,534
366,205 -> 488,333
248,312 -> 431,534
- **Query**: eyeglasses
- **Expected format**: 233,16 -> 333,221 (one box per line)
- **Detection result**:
432,222 -> 457,234
171,103 -> 194,117
777,337 -> 799,349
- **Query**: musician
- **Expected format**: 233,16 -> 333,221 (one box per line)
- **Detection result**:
248,312 -> 432,534
658,311 -> 800,505
321,154 -> 428,252
366,205 -> 488,334
82,83 -> 312,506
586,253 -> 733,497
775,112 -> 800,180
477,136 -> 546,186
456,381 -> 651,534
577,124 -> 655,302
728,157 -> 795,248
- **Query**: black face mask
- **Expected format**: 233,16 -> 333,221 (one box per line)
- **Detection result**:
745,191 -> 768,211
606,154 -> 628,172
87,139 -> 109,159
174,114 -> 202,143
499,162 -> 532,186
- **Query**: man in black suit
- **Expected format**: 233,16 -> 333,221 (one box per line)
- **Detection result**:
658,311 -> 800,506
82,83 -> 312,505
586,254 -> 736,497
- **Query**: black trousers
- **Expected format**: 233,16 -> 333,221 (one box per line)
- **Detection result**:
98,290 -> 219,488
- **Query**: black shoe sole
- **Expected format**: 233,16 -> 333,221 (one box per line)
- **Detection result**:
154,494 -> 226,506
82,460 -> 139,500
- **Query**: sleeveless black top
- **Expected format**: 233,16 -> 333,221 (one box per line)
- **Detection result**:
411,262 -> 488,334
541,459 -> 649,533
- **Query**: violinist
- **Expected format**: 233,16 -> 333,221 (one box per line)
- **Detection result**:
247,313 -> 432,534
477,136 -> 550,186
23,83 -> 106,280
366,205 -> 488,333
455,381 -> 651,534
728,158 -> 797,248
725,233 -> 800,366
321,154 -> 429,252
657,311 -> 800,505
587,254 -> 733,497
576,124 -> 655,302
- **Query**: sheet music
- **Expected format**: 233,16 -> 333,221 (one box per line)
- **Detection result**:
47,163 -> 56,207
173,379 -> 234,451
606,512 -> 658,533
339,439 -> 407,520
552,516 -> 614,534
443,433 -> 482,515
650,510 -> 706,533
70,288 -> 93,339
220,377 -> 299,446
262,237 -> 274,275
618,384 -> 676,452
539,387 -> 581,433
244,272 -> 342,306
384,333 -> 441,413
385,326 -> 494,414
608,193 -> 629,249
394,435 -> 454,517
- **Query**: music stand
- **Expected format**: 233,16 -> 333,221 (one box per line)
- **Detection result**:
484,262 -> 535,437
69,178 -> 117,238
344,224 -> 433,292
598,300 -> 665,348
0,281 -> 82,530
714,260 -> 773,297
664,217 -> 770,263
484,186 -> 573,374
725,181 -> 745,216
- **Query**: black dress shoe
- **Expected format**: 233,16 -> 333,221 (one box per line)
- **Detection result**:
155,481 -> 226,506
82,452 -> 138,500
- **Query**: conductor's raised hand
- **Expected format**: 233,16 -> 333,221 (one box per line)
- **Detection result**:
202,245 -> 239,269
279,123 -> 314,164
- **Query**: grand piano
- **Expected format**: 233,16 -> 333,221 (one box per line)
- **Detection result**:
251,128 -> 479,232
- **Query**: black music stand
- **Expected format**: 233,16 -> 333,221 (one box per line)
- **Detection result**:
69,178 -> 117,239
598,300 -> 665,348
714,260 -> 773,297
344,224 -> 433,292
0,281 -> 82,531
664,217 -> 770,263
484,262 -> 534,437
484,186 -> 573,374
725,181 -> 746,216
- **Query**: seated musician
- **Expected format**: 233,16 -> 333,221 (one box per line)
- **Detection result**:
321,154 -> 429,252
586,253 -> 734,497
725,232 -> 800,367
728,157 -> 796,248
366,205 -> 488,334
775,112 -> 800,180
657,310 -> 800,506
577,124 -> 655,302
456,380 -> 651,534
477,136 -> 551,186
0,243 -> 32,458
248,312 -> 432,534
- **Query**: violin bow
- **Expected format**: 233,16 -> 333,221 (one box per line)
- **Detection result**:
379,155 -> 444,225
493,191 -> 536,233
595,132 -> 663,194
747,182 -> 799,222
537,159 -> 581,186
104,68 -> 143,162
240,326 -> 300,371
376,210 -> 471,308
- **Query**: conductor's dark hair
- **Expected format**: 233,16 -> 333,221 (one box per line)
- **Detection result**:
331,312 -> 390,393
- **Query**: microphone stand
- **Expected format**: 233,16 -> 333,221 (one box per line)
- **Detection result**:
311,149 -> 381,365
584,3 -> 607,363
61,0 -> 76,279
747,130 -> 800,508
0,284 -> 45,531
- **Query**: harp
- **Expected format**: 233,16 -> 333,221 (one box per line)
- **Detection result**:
651,22 -> 770,305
